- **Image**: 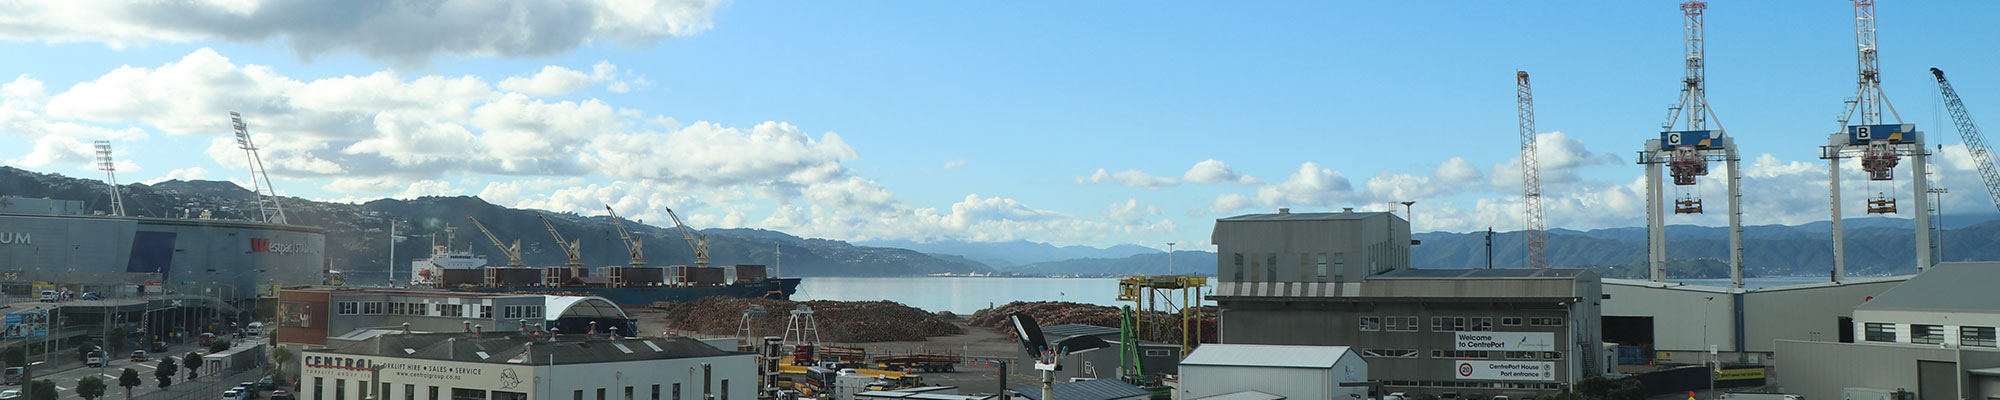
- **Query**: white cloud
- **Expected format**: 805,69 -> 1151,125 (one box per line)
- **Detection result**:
394,179 -> 461,199
8,135 -> 96,168
1077,168 -> 1177,189
497,66 -> 591,97
1435,156 -> 1481,183
581,121 -> 857,187
943,159 -> 966,169
143,167 -> 210,185
589,60 -> 649,93
1182,159 -> 1260,184
1254,161 -> 1356,207
0,0 -> 724,67
1106,198 -> 1160,225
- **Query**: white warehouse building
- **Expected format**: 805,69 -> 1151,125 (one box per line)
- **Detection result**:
299,332 -> 756,400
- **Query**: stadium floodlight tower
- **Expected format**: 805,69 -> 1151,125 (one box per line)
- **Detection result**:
1820,0 -> 1929,280
1638,0 -> 1744,287
94,140 -> 128,217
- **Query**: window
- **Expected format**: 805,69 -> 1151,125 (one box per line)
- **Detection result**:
503,305 -> 521,319
363,302 -> 383,315
480,304 -> 493,318
721,380 -> 729,400
337,302 -> 359,315
1361,316 -> 1383,332
598,388 -> 607,400
1431,317 -> 1447,331
1531,317 -> 1565,326
574,390 -> 583,400
429,387 -> 439,400
406,384 -> 415,400
1447,317 -> 1467,331
625,386 -> 634,400
314,377 -> 324,400
1265,254 -> 1277,282
452,389 -> 487,400
651,385 -> 660,400
1232,253 -> 1245,282
1435,350 -> 1488,359
381,383 -> 390,400
1541,351 -> 1564,360
1501,317 -> 1524,326
1912,324 -> 1945,344
1333,252 -> 1347,281
1864,323 -> 1896,342
410,303 -> 425,316
336,379 -> 346,400
1316,253 -> 1329,281
1387,316 -> 1418,332
389,303 -> 405,315
1963,326 -> 1997,347
525,306 -> 543,319
1471,317 -> 1494,332
1364,349 -> 1418,358
1505,351 -> 1538,360
672,384 -> 681,400
1248,255 -> 1261,282
493,393 -> 528,400
356,381 -> 367,400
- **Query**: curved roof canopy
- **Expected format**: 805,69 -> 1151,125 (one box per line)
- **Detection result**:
545,296 -> 629,321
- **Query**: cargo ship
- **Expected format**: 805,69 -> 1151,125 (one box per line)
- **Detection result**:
409,237 -> 800,307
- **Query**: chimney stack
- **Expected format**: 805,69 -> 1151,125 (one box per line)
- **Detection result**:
402,322 -> 411,335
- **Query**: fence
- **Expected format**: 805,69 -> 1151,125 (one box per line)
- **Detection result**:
132,363 -> 265,400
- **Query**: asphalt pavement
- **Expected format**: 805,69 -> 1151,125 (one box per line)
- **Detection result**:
19,340 -> 247,400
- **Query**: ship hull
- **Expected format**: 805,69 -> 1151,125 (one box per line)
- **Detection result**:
469,277 -> 802,307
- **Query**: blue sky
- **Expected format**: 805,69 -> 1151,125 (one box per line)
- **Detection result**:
4,1 -> 1999,250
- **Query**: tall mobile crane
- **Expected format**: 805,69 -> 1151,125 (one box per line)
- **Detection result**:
663,207 -> 709,269
1517,70 -> 1548,269
605,205 -> 645,267
467,217 -> 524,267
1931,68 -> 2000,213
538,215 -> 585,281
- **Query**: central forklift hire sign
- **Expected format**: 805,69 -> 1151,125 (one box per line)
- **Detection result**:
1454,332 -> 1555,351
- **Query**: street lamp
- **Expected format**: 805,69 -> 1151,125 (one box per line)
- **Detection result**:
1166,242 -> 1177,276
1703,296 -> 1715,400
1400,201 -> 1416,231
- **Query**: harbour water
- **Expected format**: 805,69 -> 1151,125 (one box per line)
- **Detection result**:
794,276 -> 1134,314
794,275 -> 1911,314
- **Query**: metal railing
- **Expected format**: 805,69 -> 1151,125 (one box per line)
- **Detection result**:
131,365 -> 265,400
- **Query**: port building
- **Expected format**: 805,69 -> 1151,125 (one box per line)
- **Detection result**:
277,288 -> 638,354
1209,209 -> 1604,398
1178,344 -> 1368,400
299,331 -> 755,400
1774,262 -> 2000,400
1598,276 -> 1905,367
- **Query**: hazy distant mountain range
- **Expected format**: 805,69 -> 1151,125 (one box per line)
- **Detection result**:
6,166 -> 1998,279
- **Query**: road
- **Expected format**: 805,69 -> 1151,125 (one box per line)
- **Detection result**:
20,339 -> 253,400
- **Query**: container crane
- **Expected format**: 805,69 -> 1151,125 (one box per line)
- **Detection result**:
1639,0 -> 1745,287
605,205 -> 645,267
467,217 -> 523,267
663,206 -> 709,269
1821,0 -> 1931,276
1930,67 -> 2000,213
538,214 -> 585,279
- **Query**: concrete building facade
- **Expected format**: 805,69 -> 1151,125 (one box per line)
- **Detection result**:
1600,277 -> 1904,367
277,288 -> 636,352
1210,210 -> 1602,398
300,332 -> 755,400
1774,262 -> 2000,400
1179,344 -> 1367,400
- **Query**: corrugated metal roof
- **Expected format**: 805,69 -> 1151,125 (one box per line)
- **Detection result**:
1854,262 -> 2000,313
1374,268 -> 1589,279
1193,391 -> 1287,400
1011,379 -> 1148,400
1218,211 -> 1388,221
310,332 -> 737,364
1179,344 -> 1352,369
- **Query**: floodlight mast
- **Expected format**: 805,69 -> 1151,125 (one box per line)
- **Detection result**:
1010,312 -> 1061,400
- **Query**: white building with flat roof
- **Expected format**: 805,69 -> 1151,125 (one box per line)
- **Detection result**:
299,332 -> 754,400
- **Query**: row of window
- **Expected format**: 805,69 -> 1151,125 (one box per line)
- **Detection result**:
1864,323 -> 1998,347
1381,381 -> 1566,390
311,378 -> 725,400
1359,316 -> 1563,332
1356,349 -> 1566,360
336,301 -> 519,319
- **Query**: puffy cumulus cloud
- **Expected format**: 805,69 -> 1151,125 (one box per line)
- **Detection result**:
1181,159 -> 1260,184
1435,157 -> 1481,183
802,177 -> 897,213
943,159 -> 966,169
1209,193 -> 1255,214
500,180 -> 711,229
497,66 -> 591,97
1076,168 -> 1177,189
142,167 -> 210,185
0,75 -> 147,141
7,135 -> 97,168
1106,198 -> 1160,225
0,0 -> 724,67
476,177 -> 588,208
1490,131 -> 1620,187
581,121 -> 857,187
394,179 -> 461,199
590,61 -> 650,93
1254,162 -> 1356,207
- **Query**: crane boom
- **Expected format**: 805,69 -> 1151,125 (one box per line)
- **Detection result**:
1932,67 -> 2000,213
538,215 -> 584,279
467,217 -> 523,267
605,205 -> 645,267
663,207 -> 709,269
1518,70 -> 1548,269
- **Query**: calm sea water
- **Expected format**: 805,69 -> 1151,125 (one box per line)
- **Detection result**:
793,276 -> 1139,314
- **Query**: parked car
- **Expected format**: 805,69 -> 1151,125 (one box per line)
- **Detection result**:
152,341 -> 169,352
1439,392 -> 1462,400
269,390 -> 295,400
255,376 -> 275,390
222,389 -> 244,400
239,383 -> 258,399
132,350 -> 149,362
80,292 -> 103,300
1492,396 -> 1511,400
2,367 -> 22,385
86,352 -> 105,367
37,290 -> 58,302
1,389 -> 21,400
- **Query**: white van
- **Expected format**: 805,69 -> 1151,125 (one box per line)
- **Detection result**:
37,290 -> 58,302
246,322 -> 265,336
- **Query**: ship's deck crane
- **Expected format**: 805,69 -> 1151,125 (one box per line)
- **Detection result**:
539,214 -> 585,280
1931,68 -> 2000,213
663,206 -> 709,269
467,217 -> 523,267
605,205 -> 645,267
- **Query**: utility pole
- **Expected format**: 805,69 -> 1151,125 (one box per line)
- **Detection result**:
1485,228 -> 1494,269
1166,242 -> 1176,276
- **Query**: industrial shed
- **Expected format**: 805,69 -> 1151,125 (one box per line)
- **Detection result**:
1178,344 -> 1367,400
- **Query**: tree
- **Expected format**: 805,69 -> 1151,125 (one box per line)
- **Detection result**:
270,346 -> 293,385
209,339 -> 232,353
182,352 -> 202,380
77,375 -> 107,400
2,345 -> 23,367
107,327 -> 128,353
118,368 -> 142,399
29,379 -> 57,400
155,358 -> 177,388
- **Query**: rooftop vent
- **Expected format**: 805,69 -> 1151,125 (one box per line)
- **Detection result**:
1278,208 -> 1290,214
1342,207 -> 1354,213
